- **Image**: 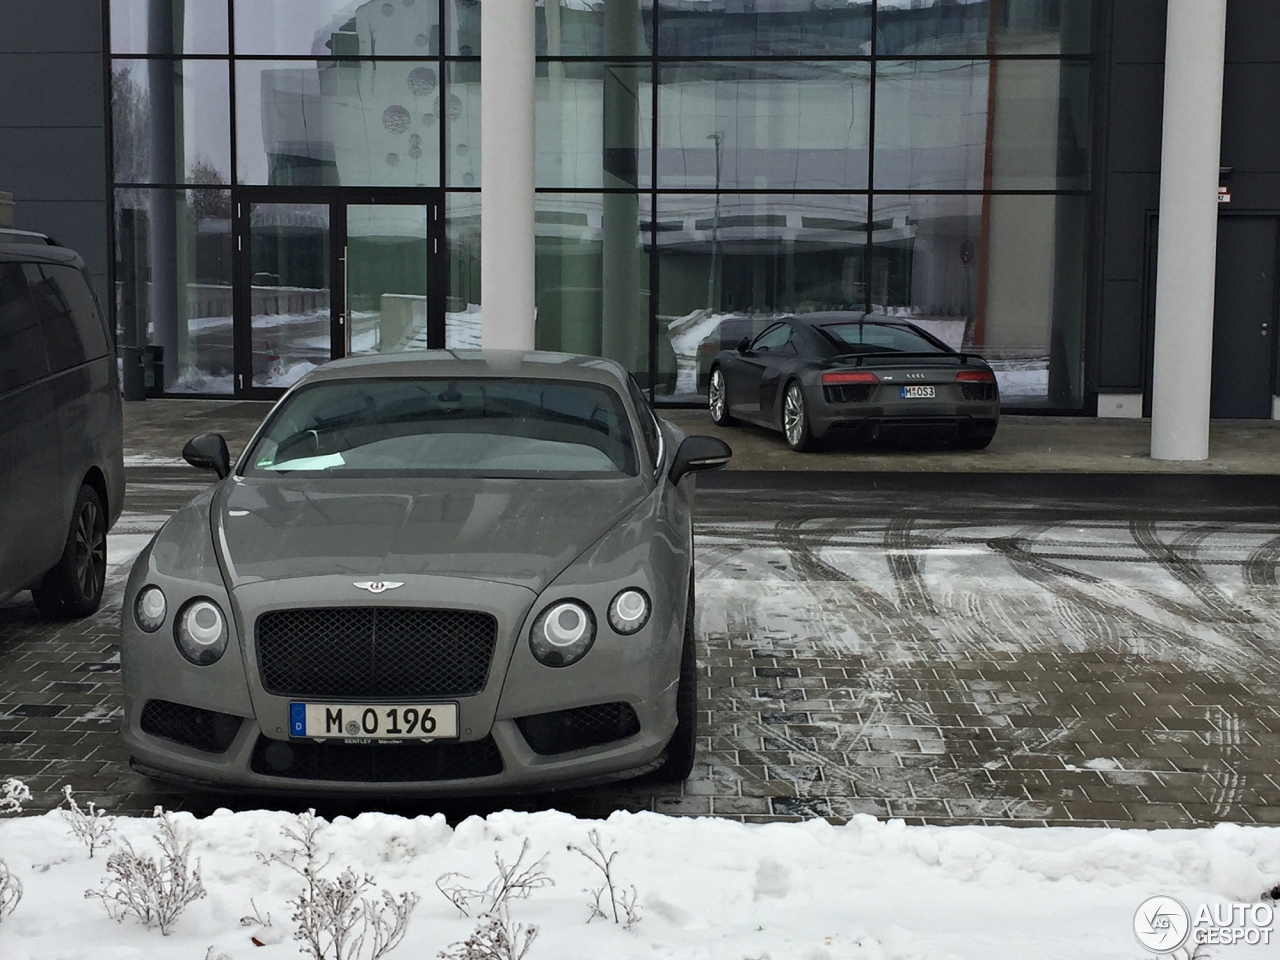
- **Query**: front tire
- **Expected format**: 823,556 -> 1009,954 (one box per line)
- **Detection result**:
32,484 -> 107,619
653,588 -> 698,783
708,367 -> 735,426
782,381 -> 815,452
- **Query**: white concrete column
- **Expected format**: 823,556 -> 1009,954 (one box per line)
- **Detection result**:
1150,0 -> 1228,460
480,0 -> 536,351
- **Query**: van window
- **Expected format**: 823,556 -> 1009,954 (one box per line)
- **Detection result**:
47,266 -> 110,359
0,263 -> 50,394
23,263 -> 108,372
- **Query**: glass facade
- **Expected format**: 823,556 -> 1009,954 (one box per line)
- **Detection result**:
109,0 -> 1092,408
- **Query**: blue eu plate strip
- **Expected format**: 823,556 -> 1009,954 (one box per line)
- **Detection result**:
289,702 -> 306,737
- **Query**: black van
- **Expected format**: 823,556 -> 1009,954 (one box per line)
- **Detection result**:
0,241 -> 124,617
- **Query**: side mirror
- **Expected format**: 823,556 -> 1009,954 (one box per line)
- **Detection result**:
736,336 -> 752,355
668,435 -> 732,485
183,433 -> 231,480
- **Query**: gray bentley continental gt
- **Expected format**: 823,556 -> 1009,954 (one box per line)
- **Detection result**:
708,312 -> 1000,451
120,352 -> 731,796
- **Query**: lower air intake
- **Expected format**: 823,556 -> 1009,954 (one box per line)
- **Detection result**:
250,735 -> 503,782
516,702 -> 641,755
140,700 -> 242,754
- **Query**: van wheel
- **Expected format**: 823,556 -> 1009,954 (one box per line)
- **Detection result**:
32,485 -> 107,619
652,588 -> 698,783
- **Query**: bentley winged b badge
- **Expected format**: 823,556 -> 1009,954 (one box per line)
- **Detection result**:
353,581 -> 404,594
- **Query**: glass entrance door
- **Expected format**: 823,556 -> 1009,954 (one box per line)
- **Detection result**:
243,201 -> 333,391
343,204 -> 432,356
236,194 -> 443,397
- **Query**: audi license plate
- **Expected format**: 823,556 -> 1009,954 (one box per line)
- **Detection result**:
289,702 -> 458,741
900,385 -> 935,398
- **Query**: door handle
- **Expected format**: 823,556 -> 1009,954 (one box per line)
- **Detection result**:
342,245 -> 350,354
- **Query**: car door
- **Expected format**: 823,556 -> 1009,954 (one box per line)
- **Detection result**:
757,326 -> 802,421
731,322 -> 792,422
0,261 -> 60,598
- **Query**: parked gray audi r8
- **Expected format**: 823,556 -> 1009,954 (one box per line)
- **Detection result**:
120,351 -> 731,796
708,312 -> 1000,451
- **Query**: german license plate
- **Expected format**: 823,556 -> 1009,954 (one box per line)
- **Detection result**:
289,702 -> 458,741
900,385 -> 935,398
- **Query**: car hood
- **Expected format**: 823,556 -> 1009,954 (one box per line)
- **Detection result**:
209,475 -> 649,593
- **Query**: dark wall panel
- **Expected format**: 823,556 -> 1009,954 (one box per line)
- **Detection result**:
1098,280 -> 1145,389
0,0 -> 103,53
1102,173 -> 1157,282
0,0 -> 108,306
1094,0 -> 1166,392
1225,0 -> 1280,63
1,129 -> 106,201
0,54 -> 104,128
1221,64 -> 1280,175
1104,64 -> 1164,174
1109,0 -> 1166,64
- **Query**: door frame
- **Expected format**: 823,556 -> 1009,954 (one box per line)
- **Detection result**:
233,187 -> 446,400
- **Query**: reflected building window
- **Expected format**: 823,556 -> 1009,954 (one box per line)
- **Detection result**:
114,188 -> 235,394
658,0 -> 872,56
655,194 -> 870,402
658,63 -> 871,192
111,0 -> 229,55
236,60 -> 445,187
869,193 -> 1086,407
534,194 -> 652,385
105,0 -> 1092,409
875,0 -> 1091,56
538,0 -> 654,56
234,0 -> 441,56
112,60 -> 231,185
873,59 -> 1089,192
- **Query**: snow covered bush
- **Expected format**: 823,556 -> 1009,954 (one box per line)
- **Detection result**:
0,777 -> 28,924
438,912 -> 538,960
435,838 -> 552,919
85,806 -> 205,934
437,840 -> 552,960
262,809 -> 419,960
61,784 -> 116,858
0,857 -> 20,925
0,778 -> 29,815
568,829 -> 640,929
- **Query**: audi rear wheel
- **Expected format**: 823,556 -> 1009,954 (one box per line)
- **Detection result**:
782,382 -> 815,452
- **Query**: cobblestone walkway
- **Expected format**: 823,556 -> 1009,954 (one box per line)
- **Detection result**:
2,472 -> 1279,826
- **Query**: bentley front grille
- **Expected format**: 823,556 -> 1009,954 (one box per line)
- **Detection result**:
256,607 -> 498,699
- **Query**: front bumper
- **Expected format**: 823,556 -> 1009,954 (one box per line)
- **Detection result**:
121,571 -> 684,797
122,691 -> 675,797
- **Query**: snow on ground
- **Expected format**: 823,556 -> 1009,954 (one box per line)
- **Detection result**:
1,808 -> 1279,958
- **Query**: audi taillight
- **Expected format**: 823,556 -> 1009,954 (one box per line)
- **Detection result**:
822,371 -> 879,385
955,369 -> 996,383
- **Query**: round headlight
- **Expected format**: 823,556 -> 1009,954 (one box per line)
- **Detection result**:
529,600 -> 596,667
175,598 -> 229,666
134,586 -> 167,633
608,588 -> 651,635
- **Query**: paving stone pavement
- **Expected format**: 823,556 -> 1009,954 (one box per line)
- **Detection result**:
3,470 -> 1280,827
